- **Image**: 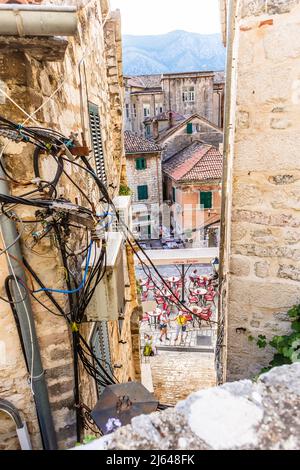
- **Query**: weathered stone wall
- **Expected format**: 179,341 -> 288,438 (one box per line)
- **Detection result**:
161,74 -> 214,122
74,363 -> 300,450
220,0 -> 300,381
131,92 -> 164,136
126,153 -> 163,207
0,0 -> 139,450
150,351 -> 216,405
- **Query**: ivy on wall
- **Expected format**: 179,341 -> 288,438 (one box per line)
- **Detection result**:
250,305 -> 300,374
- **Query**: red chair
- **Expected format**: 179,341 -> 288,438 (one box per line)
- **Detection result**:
204,291 -> 217,306
141,313 -> 151,328
199,309 -> 213,326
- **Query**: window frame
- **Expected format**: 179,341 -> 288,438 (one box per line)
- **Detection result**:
200,191 -> 213,209
137,185 -> 149,200
136,157 -> 147,171
182,86 -> 195,103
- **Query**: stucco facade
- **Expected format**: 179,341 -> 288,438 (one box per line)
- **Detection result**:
0,0 -> 140,450
218,0 -> 300,382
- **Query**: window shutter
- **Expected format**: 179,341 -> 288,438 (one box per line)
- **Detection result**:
138,185 -> 148,200
200,191 -> 212,209
172,187 -> 176,202
187,122 -> 193,134
136,158 -> 146,170
90,322 -> 112,397
88,102 -> 107,185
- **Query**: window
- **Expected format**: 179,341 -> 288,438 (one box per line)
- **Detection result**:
186,122 -> 193,134
143,104 -> 150,117
125,103 -> 129,119
172,187 -> 176,202
88,102 -> 107,185
136,157 -> 147,170
90,322 -> 112,397
155,104 -> 163,115
182,86 -> 195,103
145,125 -> 151,136
200,191 -> 212,209
133,104 -> 137,117
138,185 -> 149,200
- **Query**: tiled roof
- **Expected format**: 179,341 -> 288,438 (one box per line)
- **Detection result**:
157,113 -> 223,142
128,74 -> 162,89
144,110 -> 185,123
124,131 -> 161,154
163,141 -> 222,182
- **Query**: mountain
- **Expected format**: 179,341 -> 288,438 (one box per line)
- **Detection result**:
122,30 -> 226,76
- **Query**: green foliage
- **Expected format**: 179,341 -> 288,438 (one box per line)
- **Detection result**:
119,184 -> 132,196
255,304 -> 300,375
75,434 -> 97,446
257,334 -> 267,349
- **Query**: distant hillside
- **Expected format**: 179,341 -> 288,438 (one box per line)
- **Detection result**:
123,30 -> 226,76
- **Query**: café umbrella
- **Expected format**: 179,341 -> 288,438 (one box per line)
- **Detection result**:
91,382 -> 158,434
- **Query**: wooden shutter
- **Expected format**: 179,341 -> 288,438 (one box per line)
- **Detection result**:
90,322 -> 112,397
187,122 -> 193,134
88,102 -> 107,185
136,158 -> 146,170
138,185 -> 148,200
200,191 -> 212,209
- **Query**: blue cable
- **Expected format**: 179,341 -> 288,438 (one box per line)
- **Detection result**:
33,242 -> 93,295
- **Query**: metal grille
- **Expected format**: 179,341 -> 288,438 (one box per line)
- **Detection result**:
88,102 -> 107,185
90,321 -> 112,397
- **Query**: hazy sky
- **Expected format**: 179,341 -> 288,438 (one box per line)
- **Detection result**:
110,0 -> 221,36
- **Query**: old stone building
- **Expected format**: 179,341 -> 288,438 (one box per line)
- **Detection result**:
0,0 -> 140,450
218,0 -> 300,382
124,131 -> 162,240
163,142 -> 223,246
125,71 -> 225,137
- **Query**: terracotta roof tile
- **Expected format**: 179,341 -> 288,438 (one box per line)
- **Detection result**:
124,131 -> 161,154
163,141 -> 222,182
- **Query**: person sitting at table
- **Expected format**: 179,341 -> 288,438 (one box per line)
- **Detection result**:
159,312 -> 170,342
172,311 -> 188,343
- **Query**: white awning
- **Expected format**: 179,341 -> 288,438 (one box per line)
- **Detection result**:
135,247 -> 219,266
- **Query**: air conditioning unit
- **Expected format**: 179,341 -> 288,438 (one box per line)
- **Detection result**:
83,232 -> 125,322
112,195 -> 132,235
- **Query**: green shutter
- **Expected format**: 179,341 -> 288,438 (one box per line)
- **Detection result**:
200,191 -> 212,209
136,158 -> 146,170
138,185 -> 148,200
187,122 -> 193,134
172,187 -> 176,202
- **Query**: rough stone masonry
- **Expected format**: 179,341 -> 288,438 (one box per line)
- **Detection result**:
74,363 -> 300,450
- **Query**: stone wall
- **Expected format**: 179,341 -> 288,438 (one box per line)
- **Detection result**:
0,0 -> 139,450
150,351 -> 216,405
74,363 -> 300,450
161,73 -> 214,122
219,0 -> 300,381
126,153 -> 163,207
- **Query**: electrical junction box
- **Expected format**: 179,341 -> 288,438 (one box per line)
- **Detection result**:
112,195 -> 132,236
82,232 -> 125,322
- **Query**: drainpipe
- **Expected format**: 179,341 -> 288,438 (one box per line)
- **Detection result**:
0,399 -> 32,450
217,0 -> 239,384
0,5 -> 77,37
0,168 -> 57,450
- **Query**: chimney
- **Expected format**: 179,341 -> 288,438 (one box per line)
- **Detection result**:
168,111 -> 174,129
153,119 -> 159,139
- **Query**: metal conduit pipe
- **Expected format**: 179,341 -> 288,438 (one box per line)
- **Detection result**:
0,399 -> 32,450
0,5 -> 77,37
0,166 -> 57,450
